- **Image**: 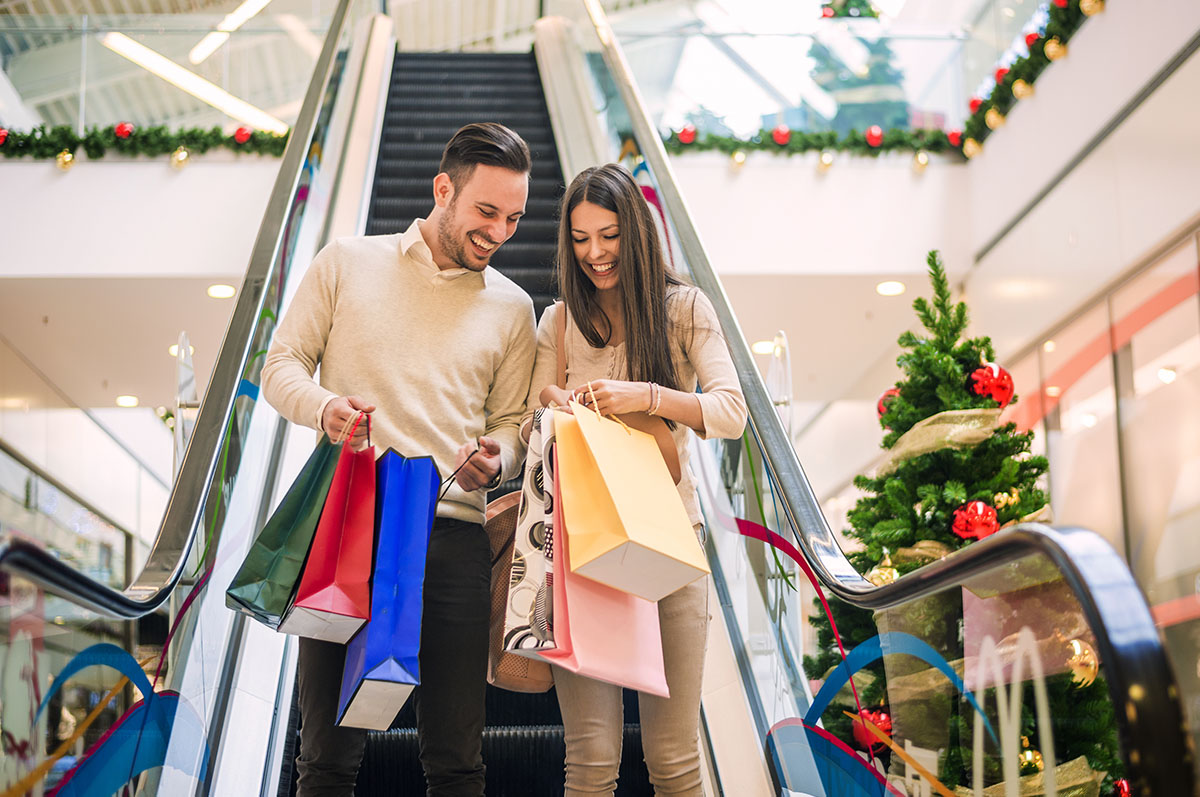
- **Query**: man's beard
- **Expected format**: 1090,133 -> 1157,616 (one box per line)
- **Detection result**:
437,204 -> 489,272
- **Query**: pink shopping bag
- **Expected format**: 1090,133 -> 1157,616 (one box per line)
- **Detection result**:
536,448 -> 669,697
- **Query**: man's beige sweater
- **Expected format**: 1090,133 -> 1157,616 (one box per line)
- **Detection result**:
261,220 -> 536,524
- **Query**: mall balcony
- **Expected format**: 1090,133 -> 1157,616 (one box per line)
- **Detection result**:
0,0 -> 1197,794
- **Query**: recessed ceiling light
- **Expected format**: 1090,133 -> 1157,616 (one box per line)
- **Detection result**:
751,340 -> 775,355
207,283 -> 236,299
1044,385 -> 1062,397
876,281 -> 906,296
1158,367 -> 1178,384
116,395 -> 140,407
168,344 -> 196,357
1043,340 -> 1056,353
1001,7 -> 1015,18
0,397 -> 27,409
1080,412 -> 1097,428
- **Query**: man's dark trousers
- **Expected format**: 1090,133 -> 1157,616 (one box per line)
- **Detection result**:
294,516 -> 492,796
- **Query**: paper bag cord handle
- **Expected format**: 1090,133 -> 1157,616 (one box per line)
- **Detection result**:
335,411 -> 370,447
584,381 -> 633,436
437,441 -> 481,502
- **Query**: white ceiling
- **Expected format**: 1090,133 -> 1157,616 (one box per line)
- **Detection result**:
0,277 -> 235,411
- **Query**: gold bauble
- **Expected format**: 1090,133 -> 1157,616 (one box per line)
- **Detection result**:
170,146 -> 190,170
984,108 -> 1006,130
1080,0 -> 1104,16
1019,748 -> 1045,772
731,149 -> 747,168
817,149 -> 835,173
1012,79 -> 1035,100
912,150 -> 929,173
1067,638 -> 1099,687
1045,38 -> 1067,61
866,551 -> 899,587
994,488 -> 1020,508
962,138 -> 982,159
55,150 -> 74,171
894,539 -> 953,566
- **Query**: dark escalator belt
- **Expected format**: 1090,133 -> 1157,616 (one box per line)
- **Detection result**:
365,51 -> 562,322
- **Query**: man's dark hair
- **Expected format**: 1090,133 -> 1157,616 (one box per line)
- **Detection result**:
439,123 -> 531,190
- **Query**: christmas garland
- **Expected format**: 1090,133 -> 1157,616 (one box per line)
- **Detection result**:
0,123 -> 289,161
663,125 -> 957,157
664,0 -> 1103,160
963,0 -> 1100,154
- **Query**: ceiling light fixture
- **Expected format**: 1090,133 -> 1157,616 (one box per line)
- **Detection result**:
751,340 -> 775,355
207,283 -> 236,299
1158,367 -> 1178,384
116,395 -> 140,407
1043,340 -> 1056,353
1080,412 -> 1097,428
169,344 -> 196,357
188,0 -> 275,64
1044,385 -> 1062,397
875,280 -> 906,296
100,33 -> 288,134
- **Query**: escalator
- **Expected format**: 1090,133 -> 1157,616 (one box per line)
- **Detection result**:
0,1 -> 1196,796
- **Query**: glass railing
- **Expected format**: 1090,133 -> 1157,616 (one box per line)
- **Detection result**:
606,26 -> 969,139
0,334 -> 169,560
0,9 -> 337,132
0,0 -> 372,789
580,2 -> 1194,794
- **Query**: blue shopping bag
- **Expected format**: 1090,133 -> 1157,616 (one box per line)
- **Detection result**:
336,450 -> 440,730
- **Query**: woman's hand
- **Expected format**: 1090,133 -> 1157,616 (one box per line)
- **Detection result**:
571,380 -> 652,416
539,385 -> 573,410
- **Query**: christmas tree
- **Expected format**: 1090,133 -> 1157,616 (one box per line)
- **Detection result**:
808,37 -> 908,135
802,252 -> 1122,790
821,0 -> 880,19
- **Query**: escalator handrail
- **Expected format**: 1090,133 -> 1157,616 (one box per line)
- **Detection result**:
580,2 -> 1192,791
0,0 -> 356,618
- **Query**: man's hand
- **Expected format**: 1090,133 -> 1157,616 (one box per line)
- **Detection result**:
453,436 -> 502,492
322,395 -> 375,444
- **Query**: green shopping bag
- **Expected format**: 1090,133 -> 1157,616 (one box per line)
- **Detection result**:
226,436 -> 340,629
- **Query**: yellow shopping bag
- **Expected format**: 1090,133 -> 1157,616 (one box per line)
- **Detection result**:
555,400 -> 709,602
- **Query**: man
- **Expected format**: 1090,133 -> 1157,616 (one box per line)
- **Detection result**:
260,122 -> 536,796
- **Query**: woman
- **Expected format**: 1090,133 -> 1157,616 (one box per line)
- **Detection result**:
522,163 -> 747,795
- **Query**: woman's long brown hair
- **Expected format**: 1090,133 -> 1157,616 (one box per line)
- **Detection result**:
557,164 -> 689,413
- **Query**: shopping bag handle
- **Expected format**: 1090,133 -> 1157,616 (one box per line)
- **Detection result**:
436,439 -> 483,502
583,381 -> 633,436
334,411 -> 371,448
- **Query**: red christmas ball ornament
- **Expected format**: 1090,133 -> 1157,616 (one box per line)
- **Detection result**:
952,501 -> 999,541
947,129 -> 963,147
234,126 -> 253,144
771,124 -> 791,146
851,708 -> 893,750
969,362 -> 1015,408
821,6 -> 835,17
1113,779 -> 1130,797
968,97 -> 983,114
877,387 -> 900,420
1025,31 -> 1040,48
994,66 -> 1010,84
114,122 -> 134,139
865,125 -> 884,147
677,124 -> 696,145
0,128 -> 7,147
1053,0 -> 1067,7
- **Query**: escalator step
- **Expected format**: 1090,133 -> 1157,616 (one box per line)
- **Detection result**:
355,724 -> 654,796
381,126 -> 555,146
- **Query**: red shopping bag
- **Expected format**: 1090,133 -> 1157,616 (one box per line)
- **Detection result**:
278,413 -> 376,643
536,448 -> 668,697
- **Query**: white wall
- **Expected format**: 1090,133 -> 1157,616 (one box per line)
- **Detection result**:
0,154 -> 280,277
671,149 -> 971,277
965,0 -> 1200,256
